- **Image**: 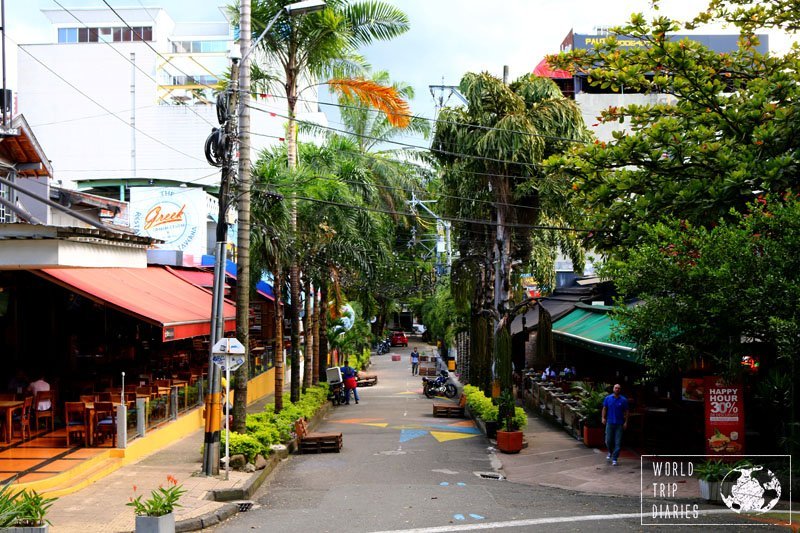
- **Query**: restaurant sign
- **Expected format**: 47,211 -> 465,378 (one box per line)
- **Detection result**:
704,376 -> 745,455
130,187 -> 207,258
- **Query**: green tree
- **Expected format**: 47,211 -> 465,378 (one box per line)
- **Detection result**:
548,11 -> 800,254
433,72 -> 588,394
606,195 -> 800,454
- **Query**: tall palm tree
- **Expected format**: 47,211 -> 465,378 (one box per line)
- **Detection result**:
237,0 -> 409,402
433,73 -> 589,397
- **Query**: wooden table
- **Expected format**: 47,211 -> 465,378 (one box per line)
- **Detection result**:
0,400 -> 23,443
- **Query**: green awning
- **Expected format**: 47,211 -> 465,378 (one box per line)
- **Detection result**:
551,304 -> 640,363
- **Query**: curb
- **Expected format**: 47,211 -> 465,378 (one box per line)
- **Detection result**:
175,401 -> 334,531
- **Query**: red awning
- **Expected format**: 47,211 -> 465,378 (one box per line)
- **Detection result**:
168,267 -> 230,290
533,58 -> 572,79
35,266 -> 236,342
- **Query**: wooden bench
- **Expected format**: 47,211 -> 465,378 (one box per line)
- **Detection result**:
294,417 -> 342,453
357,373 -> 378,387
432,394 -> 467,418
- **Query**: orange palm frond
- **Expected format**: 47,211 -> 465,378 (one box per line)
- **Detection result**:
328,78 -> 411,128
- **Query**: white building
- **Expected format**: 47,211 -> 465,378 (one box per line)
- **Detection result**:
16,5 -> 324,196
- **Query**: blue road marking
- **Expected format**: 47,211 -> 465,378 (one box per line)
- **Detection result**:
429,425 -> 481,434
399,429 -> 428,443
457,482 -> 466,486
440,482 -> 449,486
469,514 -> 485,520
453,514 -> 465,521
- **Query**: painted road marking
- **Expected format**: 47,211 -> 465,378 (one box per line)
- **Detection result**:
399,429 -> 428,443
430,431 -> 479,443
362,423 -> 389,428
439,482 -> 449,486
468,514 -> 484,520
453,514 -> 465,521
369,511 -> 739,532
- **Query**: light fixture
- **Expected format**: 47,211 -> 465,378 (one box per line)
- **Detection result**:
284,0 -> 326,16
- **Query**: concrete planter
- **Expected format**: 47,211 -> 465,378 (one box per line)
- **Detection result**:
135,513 -> 175,533
698,480 -> 734,504
2,526 -> 49,532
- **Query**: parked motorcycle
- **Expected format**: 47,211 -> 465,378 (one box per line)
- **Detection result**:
328,382 -> 347,406
423,370 -> 457,399
375,337 -> 391,355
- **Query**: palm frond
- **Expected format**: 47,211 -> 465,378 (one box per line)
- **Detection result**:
328,78 -> 411,128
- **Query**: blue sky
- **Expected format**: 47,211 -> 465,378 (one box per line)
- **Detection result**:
7,0 -> 799,150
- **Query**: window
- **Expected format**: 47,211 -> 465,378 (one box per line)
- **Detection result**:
58,28 -> 77,43
57,26 -> 152,44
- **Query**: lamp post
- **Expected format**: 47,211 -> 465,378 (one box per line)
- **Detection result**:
203,0 -> 326,477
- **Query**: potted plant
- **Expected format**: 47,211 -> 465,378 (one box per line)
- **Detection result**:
0,485 -> 56,532
127,475 -> 186,533
496,391 -> 525,453
576,386 -> 607,448
695,459 -> 749,503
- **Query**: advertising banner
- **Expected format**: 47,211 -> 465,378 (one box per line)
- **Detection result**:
704,376 -> 745,455
130,187 -> 208,258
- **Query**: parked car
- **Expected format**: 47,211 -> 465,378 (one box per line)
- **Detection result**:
412,323 -> 426,335
390,331 -> 408,347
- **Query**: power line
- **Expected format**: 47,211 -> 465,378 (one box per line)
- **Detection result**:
254,91 -> 589,145
283,194 -> 594,232
52,0 -> 215,128
15,42 -> 207,164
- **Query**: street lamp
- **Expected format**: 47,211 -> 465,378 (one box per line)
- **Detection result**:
202,0 -> 326,477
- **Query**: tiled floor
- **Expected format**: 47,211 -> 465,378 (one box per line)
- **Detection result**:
0,429 -> 107,485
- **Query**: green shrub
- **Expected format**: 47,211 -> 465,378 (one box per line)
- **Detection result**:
242,384 -> 331,446
221,432 -> 264,462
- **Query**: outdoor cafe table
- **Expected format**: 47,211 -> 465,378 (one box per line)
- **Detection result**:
0,400 -> 23,442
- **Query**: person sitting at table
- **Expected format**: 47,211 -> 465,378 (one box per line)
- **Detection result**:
28,374 -> 51,411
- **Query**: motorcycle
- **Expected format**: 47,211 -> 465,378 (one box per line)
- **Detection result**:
328,382 -> 347,406
423,370 -> 457,399
375,337 -> 391,355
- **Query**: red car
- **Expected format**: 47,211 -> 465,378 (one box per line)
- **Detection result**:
390,331 -> 408,347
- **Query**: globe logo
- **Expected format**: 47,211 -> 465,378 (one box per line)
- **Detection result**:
720,465 -> 781,513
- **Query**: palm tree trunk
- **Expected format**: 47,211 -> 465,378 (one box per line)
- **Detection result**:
286,47 -> 301,403
312,285 -> 321,385
273,265 -> 284,413
492,177 -> 513,391
303,280 -> 313,391
319,284 -> 329,379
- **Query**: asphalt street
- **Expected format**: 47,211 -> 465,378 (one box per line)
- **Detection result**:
212,339 -> 775,533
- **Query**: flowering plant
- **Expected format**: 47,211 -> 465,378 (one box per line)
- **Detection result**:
127,475 -> 186,517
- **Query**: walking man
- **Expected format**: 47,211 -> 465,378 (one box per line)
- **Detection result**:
410,348 -> 420,376
601,383 -> 629,466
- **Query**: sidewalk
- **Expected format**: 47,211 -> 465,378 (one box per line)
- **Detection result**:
47,395 -> 278,533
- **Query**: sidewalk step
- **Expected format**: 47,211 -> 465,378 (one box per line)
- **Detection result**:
22,452 -> 123,499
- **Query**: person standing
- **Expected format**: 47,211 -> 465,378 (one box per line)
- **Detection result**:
602,383 -> 629,466
410,348 -> 420,376
340,360 -> 359,405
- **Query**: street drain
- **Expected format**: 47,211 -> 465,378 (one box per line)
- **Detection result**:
236,501 -> 254,512
474,471 -> 504,480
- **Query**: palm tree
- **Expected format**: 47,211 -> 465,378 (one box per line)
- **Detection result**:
433,72 -> 589,397
235,0 -> 409,403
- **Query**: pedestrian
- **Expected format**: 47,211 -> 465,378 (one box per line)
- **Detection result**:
601,383 -> 629,466
410,348 -> 420,376
28,374 -> 51,411
340,359 -> 359,405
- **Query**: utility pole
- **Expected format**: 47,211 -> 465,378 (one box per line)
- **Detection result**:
232,0 -> 252,435
202,60 -> 239,476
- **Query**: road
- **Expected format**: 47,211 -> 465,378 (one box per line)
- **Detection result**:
213,339 -> 773,532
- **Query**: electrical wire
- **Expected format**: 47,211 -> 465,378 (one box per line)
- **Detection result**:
15,43 -> 208,164
52,0 -> 215,128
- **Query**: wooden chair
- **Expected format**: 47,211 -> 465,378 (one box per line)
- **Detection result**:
92,401 -> 117,447
12,396 -> 33,441
64,402 -> 87,447
80,394 -> 98,403
34,391 -> 54,432
97,392 -> 113,402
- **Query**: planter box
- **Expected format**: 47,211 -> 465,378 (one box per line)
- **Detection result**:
135,513 -> 175,533
496,430 -> 523,453
583,425 -> 605,448
2,526 -> 49,532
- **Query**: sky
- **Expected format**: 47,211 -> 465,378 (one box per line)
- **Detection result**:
6,0 -> 799,150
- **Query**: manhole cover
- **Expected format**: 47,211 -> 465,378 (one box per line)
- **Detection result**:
474,471 -> 504,480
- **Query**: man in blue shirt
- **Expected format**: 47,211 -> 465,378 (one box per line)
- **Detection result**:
601,383 -> 629,466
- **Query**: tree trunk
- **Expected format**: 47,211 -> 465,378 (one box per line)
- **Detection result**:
303,280 -> 313,391
492,177 -> 513,391
312,285 -> 321,385
319,285 -> 329,379
273,265 -> 284,413
287,44 -> 301,404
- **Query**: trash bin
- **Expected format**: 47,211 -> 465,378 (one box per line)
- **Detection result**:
447,359 -> 456,371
